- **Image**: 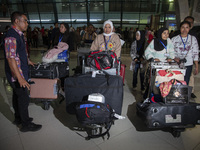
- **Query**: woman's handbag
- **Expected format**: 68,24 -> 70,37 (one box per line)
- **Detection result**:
159,79 -> 192,104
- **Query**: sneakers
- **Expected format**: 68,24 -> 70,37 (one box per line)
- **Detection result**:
20,122 -> 42,132
191,93 -> 197,98
13,117 -> 33,126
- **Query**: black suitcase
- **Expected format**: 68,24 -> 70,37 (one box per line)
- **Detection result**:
136,102 -> 200,128
64,74 -> 124,115
29,62 -> 69,79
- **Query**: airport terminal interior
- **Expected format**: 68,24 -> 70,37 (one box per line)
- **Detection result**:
0,0 -> 200,150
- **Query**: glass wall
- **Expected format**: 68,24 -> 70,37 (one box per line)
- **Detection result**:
0,0 -> 176,31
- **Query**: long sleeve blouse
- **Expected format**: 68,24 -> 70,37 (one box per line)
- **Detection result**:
90,33 -> 121,58
144,38 -> 175,62
171,34 -> 199,66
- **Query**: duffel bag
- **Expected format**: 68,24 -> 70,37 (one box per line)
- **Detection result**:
29,62 -> 69,79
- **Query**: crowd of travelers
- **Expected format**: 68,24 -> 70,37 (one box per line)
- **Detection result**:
2,10 -> 199,132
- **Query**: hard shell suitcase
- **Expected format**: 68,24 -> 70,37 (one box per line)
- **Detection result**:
29,62 -> 69,79
64,74 -> 124,115
29,78 -> 61,110
136,102 -> 200,128
30,78 -> 60,99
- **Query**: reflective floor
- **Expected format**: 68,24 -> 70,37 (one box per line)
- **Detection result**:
0,47 -> 200,150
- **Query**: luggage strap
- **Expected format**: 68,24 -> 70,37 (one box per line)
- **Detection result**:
85,122 -> 113,140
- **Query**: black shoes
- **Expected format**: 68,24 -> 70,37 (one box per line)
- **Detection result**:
20,123 -> 42,132
13,117 -> 33,126
191,93 -> 197,98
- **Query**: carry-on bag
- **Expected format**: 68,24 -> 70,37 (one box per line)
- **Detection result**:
30,78 -> 60,99
29,62 -> 69,79
65,74 -> 124,115
29,78 -> 61,110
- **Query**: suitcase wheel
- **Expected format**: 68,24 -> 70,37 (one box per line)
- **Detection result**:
171,128 -> 185,138
43,101 -> 50,110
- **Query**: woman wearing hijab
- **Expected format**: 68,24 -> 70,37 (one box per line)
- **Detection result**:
130,30 -> 147,90
145,27 -> 175,62
171,21 -> 199,85
53,22 -> 69,47
90,20 -> 121,59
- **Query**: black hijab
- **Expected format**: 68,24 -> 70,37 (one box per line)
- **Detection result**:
154,27 -> 168,51
136,30 -> 145,57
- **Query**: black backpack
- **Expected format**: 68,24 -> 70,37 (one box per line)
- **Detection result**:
87,50 -> 119,70
76,101 -> 115,140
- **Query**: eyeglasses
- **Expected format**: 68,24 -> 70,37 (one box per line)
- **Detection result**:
20,19 -> 29,23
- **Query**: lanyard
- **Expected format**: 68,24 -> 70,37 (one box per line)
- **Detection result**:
159,40 -> 167,53
59,35 -> 63,42
180,35 -> 188,50
104,36 -> 111,50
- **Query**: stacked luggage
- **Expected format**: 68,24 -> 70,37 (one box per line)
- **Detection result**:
137,60 -> 200,137
65,49 -> 125,140
29,47 -> 69,110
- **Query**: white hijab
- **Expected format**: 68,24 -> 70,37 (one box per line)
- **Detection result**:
103,20 -> 114,36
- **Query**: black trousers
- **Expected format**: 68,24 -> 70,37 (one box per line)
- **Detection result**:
11,82 -> 31,126
185,65 -> 193,85
133,63 -> 145,90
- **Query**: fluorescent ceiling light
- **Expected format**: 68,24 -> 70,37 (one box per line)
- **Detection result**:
58,19 -> 101,22
110,19 -> 139,22
30,19 -> 51,22
0,19 -> 11,22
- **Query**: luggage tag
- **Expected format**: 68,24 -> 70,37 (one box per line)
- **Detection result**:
164,53 -> 170,57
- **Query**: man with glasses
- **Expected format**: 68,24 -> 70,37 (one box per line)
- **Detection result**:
4,11 -> 42,132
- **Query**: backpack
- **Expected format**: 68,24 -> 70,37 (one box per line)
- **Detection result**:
87,50 -> 119,70
75,101 -> 115,140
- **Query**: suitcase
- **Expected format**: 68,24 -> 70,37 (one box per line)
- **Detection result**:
29,62 -> 69,79
136,102 -> 200,129
65,74 -> 124,115
29,78 -> 61,110
120,64 -> 126,84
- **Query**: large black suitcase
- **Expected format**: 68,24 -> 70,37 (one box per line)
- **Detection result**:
29,62 -> 69,79
136,102 -> 200,128
65,74 -> 123,115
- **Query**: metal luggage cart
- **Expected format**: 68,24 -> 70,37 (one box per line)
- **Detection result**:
137,60 -> 197,138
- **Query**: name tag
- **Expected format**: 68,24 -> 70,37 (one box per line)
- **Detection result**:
182,51 -> 187,55
164,53 -> 170,57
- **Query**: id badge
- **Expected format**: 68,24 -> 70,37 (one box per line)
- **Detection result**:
164,53 -> 170,57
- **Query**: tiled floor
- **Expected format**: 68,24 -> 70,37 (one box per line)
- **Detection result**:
0,47 -> 200,150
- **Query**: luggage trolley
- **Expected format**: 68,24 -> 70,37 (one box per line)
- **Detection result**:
137,60 -> 200,137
